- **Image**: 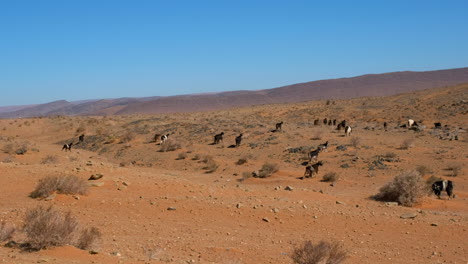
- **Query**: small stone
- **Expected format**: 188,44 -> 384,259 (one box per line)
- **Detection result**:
88,174 -> 103,180
303,205 -> 307,209
89,250 -> 99,255
236,203 -> 242,209
431,223 -> 438,227
45,194 -> 56,201
122,181 -> 130,186
274,186 -> 281,190
400,213 -> 418,219
385,202 -> 399,207
272,208 -> 279,213
72,195 -> 80,200
86,161 -> 93,166
88,181 -> 104,187
167,207 -> 177,211
262,217 -> 270,222
110,252 -> 121,257
313,216 -> 318,219
336,201 -> 345,205
284,186 -> 294,191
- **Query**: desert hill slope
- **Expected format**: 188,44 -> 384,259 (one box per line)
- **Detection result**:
1,67 -> 468,118
0,84 -> 466,263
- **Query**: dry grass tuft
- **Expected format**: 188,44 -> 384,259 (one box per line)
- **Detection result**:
159,139 -> 182,152
291,240 -> 347,264
41,155 -> 59,164
0,222 -> 15,242
446,163 -> 462,177
236,158 -> 248,165
30,175 -> 88,199
415,165 -> 432,176
256,163 -> 279,178
202,155 -> 219,173
322,172 -> 339,182
400,138 -> 415,150
23,206 -> 79,250
375,170 -> 426,207
75,227 -> 102,250
350,136 -> 361,148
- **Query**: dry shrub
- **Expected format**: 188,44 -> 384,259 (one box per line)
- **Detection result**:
400,138 -> 415,149
120,131 -> 135,143
202,156 -> 218,173
30,175 -> 88,199
0,222 -> 15,242
159,139 -> 182,152
257,163 -> 279,178
322,172 -> 339,182
241,171 -> 252,181
236,158 -> 248,165
75,227 -> 101,250
375,171 -> 426,207
311,130 -> 323,140
41,155 -> 58,164
291,240 -> 347,264
24,206 -> 79,250
415,165 -> 432,176
176,153 -> 187,160
446,163 -> 462,177
350,136 -> 361,148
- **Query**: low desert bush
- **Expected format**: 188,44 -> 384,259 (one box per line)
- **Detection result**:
350,136 -> 361,148
75,227 -> 102,250
374,170 -> 426,207
30,175 -> 88,199
256,163 -> 279,178
41,155 -> 58,164
202,156 -> 218,173
291,240 -> 347,264
322,172 -> 339,182
415,165 -> 432,176
176,153 -> 187,160
0,222 -> 15,242
23,206 -> 79,250
159,139 -> 182,152
446,163 -> 462,177
241,171 -> 252,181
236,158 -> 248,165
400,138 -> 415,150
192,154 -> 201,160
311,130 -> 323,140
120,131 -> 135,143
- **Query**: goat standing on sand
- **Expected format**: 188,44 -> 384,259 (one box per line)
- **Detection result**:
432,180 -> 454,199
344,126 -> 352,136
308,148 -> 321,162
235,133 -> 243,147
214,132 -> 224,144
160,134 -> 170,145
303,161 -> 324,178
407,119 -> 418,128
62,142 -> 73,152
78,134 -> 84,143
318,141 -> 329,151
337,120 -> 347,130
276,121 -> 284,131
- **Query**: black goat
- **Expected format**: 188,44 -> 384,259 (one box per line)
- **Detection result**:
432,180 -> 454,199
235,133 -> 243,147
62,142 -> 73,152
214,132 -> 224,144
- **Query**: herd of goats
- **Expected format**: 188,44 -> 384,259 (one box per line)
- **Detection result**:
60,118 -> 455,200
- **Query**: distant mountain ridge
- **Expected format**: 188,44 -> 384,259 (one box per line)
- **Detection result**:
1,67 -> 468,118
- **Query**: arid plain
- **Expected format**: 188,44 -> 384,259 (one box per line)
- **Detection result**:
0,84 -> 467,264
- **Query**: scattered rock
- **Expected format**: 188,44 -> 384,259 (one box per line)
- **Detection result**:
236,203 -> 242,209
385,202 -> 399,207
272,208 -> 279,213
400,213 -> 418,219
336,145 -> 347,151
88,174 -> 103,180
45,194 -> 56,201
110,251 -> 121,257
284,186 -> 294,191
431,223 -> 438,227
262,217 -> 270,222
89,250 -> 99,255
86,161 -> 93,166
72,195 -> 80,200
340,163 -> 350,168
88,182 -> 104,187
167,207 -> 177,211
274,186 -> 281,190
336,201 -> 345,205
122,181 -> 130,186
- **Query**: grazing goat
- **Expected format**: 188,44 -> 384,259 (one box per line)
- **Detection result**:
323,118 -> 328,125
344,125 -> 352,136
276,121 -> 283,130
318,141 -> 329,151
314,119 -> 319,126
383,122 -> 388,131
333,119 -> 337,126
160,134 -> 170,145
328,120 -> 332,126
303,161 -> 324,178
434,122 -> 442,129
308,148 -> 321,161
432,180 -> 454,199
235,133 -> 243,147
337,120 -> 347,130
62,142 -> 73,152
407,119 -> 418,128
214,132 -> 224,144
78,134 -> 84,143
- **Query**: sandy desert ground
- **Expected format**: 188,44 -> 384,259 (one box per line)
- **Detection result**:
0,84 -> 467,264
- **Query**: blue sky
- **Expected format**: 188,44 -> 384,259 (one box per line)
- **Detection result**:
1,0 -> 467,106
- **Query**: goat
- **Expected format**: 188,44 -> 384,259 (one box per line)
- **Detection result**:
235,133 -> 243,147
318,141 -> 329,151
434,122 -> 442,129
383,122 -> 388,131
323,118 -> 328,125
303,161 -> 324,178
432,180 -> 454,199
328,120 -> 332,126
62,142 -> 73,152
276,121 -> 283,130
407,119 -> 418,128
214,132 -> 224,144
333,119 -> 337,126
78,134 -> 84,143
344,125 -> 352,136
314,119 -> 320,126
308,148 -> 321,161
160,134 -> 170,145
337,120 -> 347,130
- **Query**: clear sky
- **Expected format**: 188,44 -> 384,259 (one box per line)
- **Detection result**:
1,0 -> 467,106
